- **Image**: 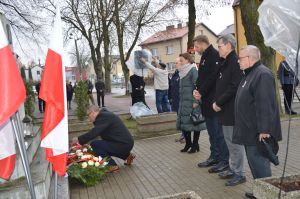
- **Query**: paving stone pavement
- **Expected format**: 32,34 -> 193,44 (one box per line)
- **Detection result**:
70,118 -> 300,199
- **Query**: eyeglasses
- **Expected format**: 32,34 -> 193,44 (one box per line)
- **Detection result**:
217,44 -> 225,49
238,56 -> 249,60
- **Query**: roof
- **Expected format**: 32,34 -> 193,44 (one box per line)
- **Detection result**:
218,24 -> 235,36
139,23 -> 217,46
232,0 -> 240,7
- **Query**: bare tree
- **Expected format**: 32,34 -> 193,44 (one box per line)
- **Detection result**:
0,0 -> 46,57
113,0 -> 180,95
185,0 -> 232,53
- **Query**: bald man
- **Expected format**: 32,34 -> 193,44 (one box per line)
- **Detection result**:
72,105 -> 135,173
233,45 -> 282,199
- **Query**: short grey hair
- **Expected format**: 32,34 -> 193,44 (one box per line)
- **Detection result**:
217,34 -> 236,50
87,105 -> 100,113
240,45 -> 261,61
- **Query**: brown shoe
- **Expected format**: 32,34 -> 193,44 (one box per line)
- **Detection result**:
106,165 -> 120,173
124,153 -> 136,165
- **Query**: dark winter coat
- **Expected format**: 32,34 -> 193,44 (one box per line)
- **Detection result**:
196,45 -> 220,117
78,109 -> 134,147
95,80 -> 105,95
233,62 -> 282,145
130,74 -> 146,105
177,67 -> 206,132
170,70 -> 180,112
215,50 -> 242,126
66,84 -> 74,101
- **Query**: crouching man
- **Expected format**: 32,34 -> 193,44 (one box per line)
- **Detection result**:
72,105 -> 135,173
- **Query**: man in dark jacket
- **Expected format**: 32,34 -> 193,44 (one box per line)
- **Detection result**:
211,34 -> 245,186
72,105 -> 135,173
193,35 -> 229,169
35,80 -> 45,113
95,78 -> 105,107
233,45 -> 282,199
278,60 -> 298,115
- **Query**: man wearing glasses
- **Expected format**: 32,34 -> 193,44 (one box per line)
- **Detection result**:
72,105 -> 135,173
233,45 -> 282,199
210,34 -> 246,186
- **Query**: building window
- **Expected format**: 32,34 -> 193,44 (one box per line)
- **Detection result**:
166,46 -> 173,55
151,48 -> 158,56
167,62 -> 175,71
72,76 -> 76,80
37,71 -> 40,75
200,30 -> 203,35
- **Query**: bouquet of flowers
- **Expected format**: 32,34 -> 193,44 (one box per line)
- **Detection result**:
67,143 -> 108,186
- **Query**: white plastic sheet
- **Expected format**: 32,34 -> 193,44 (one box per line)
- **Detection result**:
258,0 -> 300,78
126,49 -> 152,77
129,102 -> 155,119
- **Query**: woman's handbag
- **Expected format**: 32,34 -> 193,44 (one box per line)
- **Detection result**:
190,103 -> 205,125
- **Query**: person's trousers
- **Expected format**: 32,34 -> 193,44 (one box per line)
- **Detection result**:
205,117 -> 229,162
244,145 -> 271,179
155,90 -> 171,113
282,84 -> 294,112
223,125 -> 245,176
38,98 -> 45,112
90,140 -> 133,166
97,93 -> 105,107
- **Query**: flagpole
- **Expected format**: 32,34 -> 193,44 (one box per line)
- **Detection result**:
53,171 -> 58,199
11,112 -> 36,199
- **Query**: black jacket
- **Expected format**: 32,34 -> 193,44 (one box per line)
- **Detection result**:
233,62 -> 282,145
95,80 -> 105,95
215,50 -> 242,126
196,45 -> 220,117
130,74 -> 146,104
78,109 -> 134,147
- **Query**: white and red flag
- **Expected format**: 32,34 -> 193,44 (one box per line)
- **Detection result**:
0,21 -> 26,179
39,6 -> 68,176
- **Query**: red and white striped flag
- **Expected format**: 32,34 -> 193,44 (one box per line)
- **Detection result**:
0,21 -> 26,180
39,6 -> 68,176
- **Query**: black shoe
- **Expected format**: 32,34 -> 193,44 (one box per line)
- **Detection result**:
198,158 -> 219,168
245,192 -> 256,199
180,144 -> 191,152
218,169 -> 234,179
188,145 -> 199,153
208,162 -> 229,173
225,175 -> 246,186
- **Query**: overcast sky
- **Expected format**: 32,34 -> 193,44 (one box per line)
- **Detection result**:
13,4 -> 234,67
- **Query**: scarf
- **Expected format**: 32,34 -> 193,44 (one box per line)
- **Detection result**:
178,64 -> 194,79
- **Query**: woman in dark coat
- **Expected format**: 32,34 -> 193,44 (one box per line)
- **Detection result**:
177,53 -> 206,153
66,82 -> 74,109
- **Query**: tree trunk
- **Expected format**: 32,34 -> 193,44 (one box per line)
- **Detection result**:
187,0 -> 196,54
100,0 -> 111,93
240,0 -> 282,113
114,0 -> 130,95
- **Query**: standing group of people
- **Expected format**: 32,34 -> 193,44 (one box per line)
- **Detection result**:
164,34 -> 282,199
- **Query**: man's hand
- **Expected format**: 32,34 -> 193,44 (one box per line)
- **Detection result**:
193,90 -> 201,101
71,137 -> 79,145
259,133 -> 270,142
212,102 -> 221,112
192,103 -> 199,108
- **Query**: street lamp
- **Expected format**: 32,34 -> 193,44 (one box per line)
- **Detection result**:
69,33 -> 82,80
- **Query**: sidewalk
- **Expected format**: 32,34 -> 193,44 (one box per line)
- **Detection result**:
70,119 -> 300,199
69,87 -> 300,199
